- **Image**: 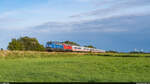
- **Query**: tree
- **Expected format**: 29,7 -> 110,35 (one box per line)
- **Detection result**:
7,39 -> 24,50
1,48 -> 3,51
62,40 -> 80,46
84,45 -> 96,48
106,50 -> 118,53
8,36 -> 45,51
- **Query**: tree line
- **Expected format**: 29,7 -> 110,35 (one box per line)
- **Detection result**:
7,36 -> 96,51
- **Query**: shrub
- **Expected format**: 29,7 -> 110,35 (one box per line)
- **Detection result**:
8,36 -> 45,51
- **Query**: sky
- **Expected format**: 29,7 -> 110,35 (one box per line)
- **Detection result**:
0,0 -> 150,52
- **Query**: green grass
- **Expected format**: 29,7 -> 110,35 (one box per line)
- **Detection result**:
0,51 -> 150,82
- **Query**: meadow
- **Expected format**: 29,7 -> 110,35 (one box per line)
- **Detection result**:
0,51 -> 150,82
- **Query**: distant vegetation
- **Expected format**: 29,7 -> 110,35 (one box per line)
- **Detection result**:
129,51 -> 145,54
46,40 -> 80,46
7,36 -> 45,51
106,50 -> 147,54
106,50 -> 119,53
84,45 -> 96,48
62,40 -> 80,46
47,41 -> 97,48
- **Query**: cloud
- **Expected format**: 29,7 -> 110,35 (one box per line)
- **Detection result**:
30,13 -> 150,35
70,0 -> 150,21
31,0 -> 150,34
1,0 -> 149,33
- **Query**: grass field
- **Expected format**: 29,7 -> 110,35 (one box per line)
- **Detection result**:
0,51 -> 150,82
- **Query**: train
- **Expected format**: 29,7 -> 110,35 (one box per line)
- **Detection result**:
46,41 -> 106,53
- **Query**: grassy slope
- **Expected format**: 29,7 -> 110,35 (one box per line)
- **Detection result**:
0,51 -> 150,82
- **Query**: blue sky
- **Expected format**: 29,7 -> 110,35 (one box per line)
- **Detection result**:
0,0 -> 150,52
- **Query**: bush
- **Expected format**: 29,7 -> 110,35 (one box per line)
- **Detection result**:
8,36 -> 45,51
